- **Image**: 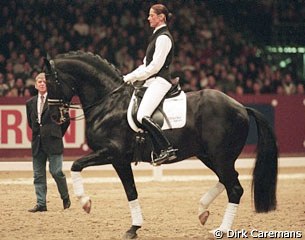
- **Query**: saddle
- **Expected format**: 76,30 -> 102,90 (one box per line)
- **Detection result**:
129,80 -> 184,164
131,80 -> 182,129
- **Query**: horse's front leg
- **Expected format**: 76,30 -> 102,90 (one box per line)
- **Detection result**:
112,161 -> 143,239
70,150 -> 112,213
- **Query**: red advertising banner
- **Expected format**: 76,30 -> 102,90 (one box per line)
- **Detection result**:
0,95 -> 304,160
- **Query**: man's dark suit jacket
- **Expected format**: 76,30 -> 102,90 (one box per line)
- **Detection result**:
26,95 -> 70,157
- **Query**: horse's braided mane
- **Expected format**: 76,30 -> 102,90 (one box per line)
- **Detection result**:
55,51 -> 122,81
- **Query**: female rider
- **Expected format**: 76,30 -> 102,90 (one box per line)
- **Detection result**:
123,4 -> 177,165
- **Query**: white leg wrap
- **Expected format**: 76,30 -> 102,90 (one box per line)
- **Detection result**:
71,171 -> 91,208
128,199 -> 143,227
71,171 -> 85,197
199,182 -> 225,214
219,203 -> 238,230
80,196 -> 91,207
216,202 -> 239,233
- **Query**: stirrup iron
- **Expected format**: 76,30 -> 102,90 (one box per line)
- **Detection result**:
151,147 -> 177,166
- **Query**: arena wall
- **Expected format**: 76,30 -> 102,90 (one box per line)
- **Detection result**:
0,95 -> 304,161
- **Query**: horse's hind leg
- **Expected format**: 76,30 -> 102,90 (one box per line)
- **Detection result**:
198,155 -> 243,233
213,163 -> 244,234
197,157 -> 225,225
198,182 -> 225,225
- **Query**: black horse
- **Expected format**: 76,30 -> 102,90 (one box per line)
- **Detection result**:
44,51 -> 278,239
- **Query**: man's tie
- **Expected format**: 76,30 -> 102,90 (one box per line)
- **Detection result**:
39,95 -> 44,123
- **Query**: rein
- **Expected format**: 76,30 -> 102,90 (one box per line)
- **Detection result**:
68,82 -> 127,121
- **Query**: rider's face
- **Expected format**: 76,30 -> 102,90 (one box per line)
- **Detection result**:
148,8 -> 163,28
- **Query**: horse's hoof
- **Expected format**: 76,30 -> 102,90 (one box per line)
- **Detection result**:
199,210 -> 210,225
123,226 -> 141,239
82,199 -> 92,214
123,232 -> 137,239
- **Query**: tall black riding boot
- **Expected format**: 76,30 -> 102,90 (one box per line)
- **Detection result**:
142,116 -> 177,165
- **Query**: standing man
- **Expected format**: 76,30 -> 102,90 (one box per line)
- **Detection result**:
26,72 -> 71,212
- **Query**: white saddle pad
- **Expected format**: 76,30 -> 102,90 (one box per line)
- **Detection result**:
127,91 -> 187,132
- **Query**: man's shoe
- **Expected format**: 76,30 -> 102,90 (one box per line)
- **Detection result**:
152,147 -> 177,166
28,205 -> 47,213
63,197 -> 71,209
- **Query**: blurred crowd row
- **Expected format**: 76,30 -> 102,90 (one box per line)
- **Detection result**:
0,0 -> 304,98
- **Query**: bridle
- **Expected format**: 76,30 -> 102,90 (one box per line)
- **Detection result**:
45,60 -> 127,124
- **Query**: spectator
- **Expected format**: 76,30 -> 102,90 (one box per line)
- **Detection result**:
261,78 -> 273,94
206,74 -> 218,90
199,70 -> 209,89
28,47 -> 42,68
246,62 -> 258,81
15,78 -> 26,96
282,73 -> 296,95
296,83 -> 305,95
243,78 -> 254,94
222,73 -> 237,95
171,61 -> 187,87
275,84 -> 285,95
6,87 -> 18,97
184,74 -> 200,92
73,15 -> 90,36
235,85 -> 244,96
0,73 -> 9,96
23,87 -> 32,97
253,81 -> 262,95
0,53 -> 6,74
6,72 -> 16,89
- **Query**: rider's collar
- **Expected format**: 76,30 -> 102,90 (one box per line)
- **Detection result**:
153,24 -> 167,34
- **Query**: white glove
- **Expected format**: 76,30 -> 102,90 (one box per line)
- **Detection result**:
123,74 -> 133,84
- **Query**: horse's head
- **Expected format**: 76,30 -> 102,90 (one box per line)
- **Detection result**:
44,57 -> 74,125
44,51 -> 131,124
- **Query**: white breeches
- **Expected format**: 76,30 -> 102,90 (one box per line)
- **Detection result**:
136,76 -> 172,123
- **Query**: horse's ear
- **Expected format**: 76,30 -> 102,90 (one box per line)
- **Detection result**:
43,55 -> 52,73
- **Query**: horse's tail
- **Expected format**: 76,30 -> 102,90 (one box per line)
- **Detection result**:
246,107 -> 278,213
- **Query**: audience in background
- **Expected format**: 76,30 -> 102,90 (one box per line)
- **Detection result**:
0,1 -> 304,97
